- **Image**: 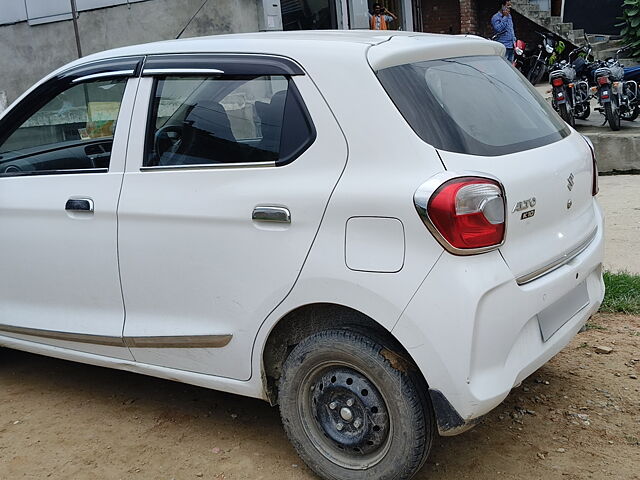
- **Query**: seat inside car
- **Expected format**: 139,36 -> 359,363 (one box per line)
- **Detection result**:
160,100 -> 237,165
254,90 -> 287,154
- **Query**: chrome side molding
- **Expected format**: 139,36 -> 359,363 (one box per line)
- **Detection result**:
72,70 -> 135,83
142,68 -> 224,76
123,335 -> 232,349
0,324 -> 232,349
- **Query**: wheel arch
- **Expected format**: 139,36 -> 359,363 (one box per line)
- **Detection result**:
260,302 -> 427,406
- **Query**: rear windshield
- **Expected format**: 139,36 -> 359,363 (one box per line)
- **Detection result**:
376,55 -> 570,156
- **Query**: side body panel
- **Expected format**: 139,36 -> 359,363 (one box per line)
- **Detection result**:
251,43 -> 447,378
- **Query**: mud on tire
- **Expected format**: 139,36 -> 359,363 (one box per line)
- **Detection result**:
278,329 -> 435,480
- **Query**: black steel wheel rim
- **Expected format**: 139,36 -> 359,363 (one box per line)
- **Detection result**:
298,362 -> 393,470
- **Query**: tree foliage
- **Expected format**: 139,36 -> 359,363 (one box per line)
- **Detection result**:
618,0 -> 640,59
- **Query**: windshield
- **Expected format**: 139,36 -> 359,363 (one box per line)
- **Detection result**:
376,55 -> 570,156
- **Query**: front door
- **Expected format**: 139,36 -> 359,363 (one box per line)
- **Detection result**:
0,66 -> 139,359
117,55 -> 348,380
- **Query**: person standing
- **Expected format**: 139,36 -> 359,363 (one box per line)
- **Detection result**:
492,1 -> 516,62
369,3 -> 397,30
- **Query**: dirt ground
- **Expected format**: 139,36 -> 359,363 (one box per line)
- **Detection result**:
1,314 -> 638,480
597,175 -> 640,274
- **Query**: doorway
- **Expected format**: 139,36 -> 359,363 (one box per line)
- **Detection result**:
281,0 -> 339,30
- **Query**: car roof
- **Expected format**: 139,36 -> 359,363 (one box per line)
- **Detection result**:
63,30 -> 503,73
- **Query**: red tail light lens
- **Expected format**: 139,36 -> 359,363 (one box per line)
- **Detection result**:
427,177 -> 505,251
598,76 -> 610,85
552,78 -> 564,87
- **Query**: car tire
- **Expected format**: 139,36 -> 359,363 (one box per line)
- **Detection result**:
278,329 -> 434,480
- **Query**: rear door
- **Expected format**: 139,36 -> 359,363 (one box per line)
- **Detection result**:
376,54 -> 598,281
118,55 -> 348,380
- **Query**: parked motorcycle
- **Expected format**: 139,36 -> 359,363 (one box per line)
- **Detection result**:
547,38 -> 596,125
513,39 -> 527,73
566,42 -> 595,121
549,60 -> 577,126
526,31 -> 565,85
592,46 -> 637,130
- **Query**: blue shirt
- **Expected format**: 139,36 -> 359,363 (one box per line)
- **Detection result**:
491,11 -> 515,49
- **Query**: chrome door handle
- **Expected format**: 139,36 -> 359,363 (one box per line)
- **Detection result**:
252,206 -> 291,223
65,198 -> 94,212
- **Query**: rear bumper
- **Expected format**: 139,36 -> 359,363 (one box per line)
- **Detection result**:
393,203 -> 605,435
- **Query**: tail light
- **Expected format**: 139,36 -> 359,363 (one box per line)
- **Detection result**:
583,136 -> 598,196
598,76 -> 610,85
414,175 -> 506,255
552,78 -> 564,87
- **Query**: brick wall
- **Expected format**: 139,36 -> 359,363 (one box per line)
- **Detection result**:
460,0 -> 479,34
420,0 -> 547,41
421,0 -> 461,34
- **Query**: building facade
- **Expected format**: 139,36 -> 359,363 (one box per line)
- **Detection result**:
0,0 -> 609,107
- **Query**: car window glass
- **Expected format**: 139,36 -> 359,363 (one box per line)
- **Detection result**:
377,56 -> 570,156
0,78 -> 127,175
145,75 -> 313,167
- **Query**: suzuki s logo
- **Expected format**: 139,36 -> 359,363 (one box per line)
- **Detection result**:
567,173 -> 575,191
512,197 -> 536,213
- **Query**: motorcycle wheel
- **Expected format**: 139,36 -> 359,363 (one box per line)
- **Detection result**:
621,105 -> 640,121
575,104 -> 591,120
605,101 -> 621,131
558,103 -> 575,127
528,63 -> 545,85
527,63 -> 544,85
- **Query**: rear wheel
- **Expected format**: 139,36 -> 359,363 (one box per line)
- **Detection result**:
558,103 -> 575,127
605,100 -> 621,131
278,329 -> 434,480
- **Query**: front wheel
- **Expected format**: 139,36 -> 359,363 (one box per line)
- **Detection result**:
558,102 -> 575,127
278,329 -> 434,480
528,62 -> 545,85
605,100 -> 621,131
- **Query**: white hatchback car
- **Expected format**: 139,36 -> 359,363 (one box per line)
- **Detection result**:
0,31 -> 604,479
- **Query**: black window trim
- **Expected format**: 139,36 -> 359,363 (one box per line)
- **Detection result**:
141,53 -> 306,77
139,64 -> 316,172
0,52 -> 315,177
0,56 -> 143,178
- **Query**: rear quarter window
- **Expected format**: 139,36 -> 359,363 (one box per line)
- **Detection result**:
376,55 -> 570,156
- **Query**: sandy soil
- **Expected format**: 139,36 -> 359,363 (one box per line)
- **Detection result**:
1,313 -> 639,480
597,175 -> 640,275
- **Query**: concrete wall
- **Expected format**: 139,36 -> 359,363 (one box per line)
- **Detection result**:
0,0 -> 260,105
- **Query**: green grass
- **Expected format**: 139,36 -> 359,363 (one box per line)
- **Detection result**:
600,271 -> 640,315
